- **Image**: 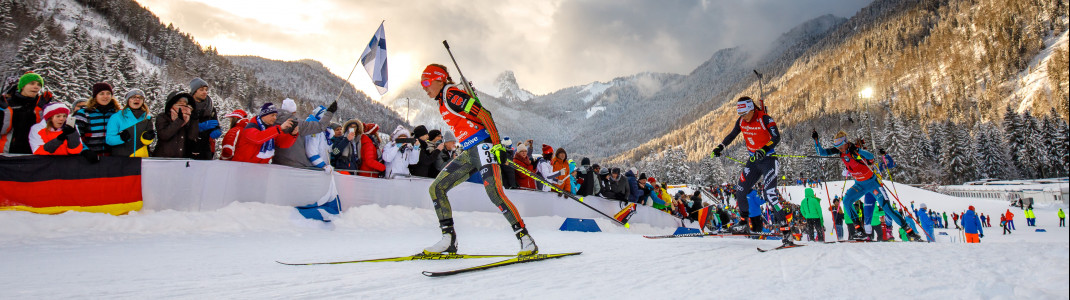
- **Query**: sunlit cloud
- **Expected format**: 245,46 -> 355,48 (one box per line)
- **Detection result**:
135,0 -> 871,100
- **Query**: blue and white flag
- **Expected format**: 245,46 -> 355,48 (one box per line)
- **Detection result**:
360,22 -> 388,95
296,175 -> 342,222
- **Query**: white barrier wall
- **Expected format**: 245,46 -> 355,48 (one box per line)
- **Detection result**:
141,159 -> 684,228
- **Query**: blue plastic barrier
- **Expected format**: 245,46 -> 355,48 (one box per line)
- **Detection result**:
673,227 -> 701,235
559,218 -> 601,232
1035,229 -> 1046,232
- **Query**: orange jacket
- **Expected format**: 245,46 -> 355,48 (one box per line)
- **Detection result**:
29,123 -> 83,155
551,158 -> 571,193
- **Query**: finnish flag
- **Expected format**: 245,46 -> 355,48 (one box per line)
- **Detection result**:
360,23 -> 388,95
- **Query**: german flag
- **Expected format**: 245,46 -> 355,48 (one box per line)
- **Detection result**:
0,155 -> 142,215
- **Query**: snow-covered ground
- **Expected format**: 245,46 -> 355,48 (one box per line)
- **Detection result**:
2,182 -> 1067,299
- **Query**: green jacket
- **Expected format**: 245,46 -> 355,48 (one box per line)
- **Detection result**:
1059,209 -> 1065,219
1024,209 -> 1034,219
800,188 -> 824,222
871,204 -> 885,226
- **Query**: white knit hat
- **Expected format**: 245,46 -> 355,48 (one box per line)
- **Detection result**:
391,125 -> 411,140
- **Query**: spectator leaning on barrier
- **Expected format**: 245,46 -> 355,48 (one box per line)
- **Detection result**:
330,119 -> 364,172
29,102 -> 83,156
152,92 -> 198,158
188,78 -> 221,160
272,100 -> 336,169
512,142 -> 536,189
382,125 -> 420,179
105,89 -> 156,157
2,72 -> 53,154
232,102 -> 298,164
74,82 -> 120,156
219,109 -> 250,160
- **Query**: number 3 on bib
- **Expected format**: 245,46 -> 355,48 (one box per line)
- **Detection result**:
477,143 -> 498,166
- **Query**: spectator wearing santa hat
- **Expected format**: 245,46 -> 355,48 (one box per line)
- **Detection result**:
219,109 -> 249,160
232,102 -> 298,164
29,102 -> 83,156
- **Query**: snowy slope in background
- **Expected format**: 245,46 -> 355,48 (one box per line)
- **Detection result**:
1,182 -> 1066,298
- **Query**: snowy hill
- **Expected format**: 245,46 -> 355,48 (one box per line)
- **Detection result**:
1,180 -> 1066,298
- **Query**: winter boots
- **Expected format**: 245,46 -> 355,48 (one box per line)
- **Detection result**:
905,228 -> 922,241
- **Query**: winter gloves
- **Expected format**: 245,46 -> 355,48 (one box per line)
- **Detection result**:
120,130 -> 132,142
811,129 -> 819,140
198,120 -> 222,139
711,144 -> 725,158
142,130 -> 157,141
327,101 -> 338,113
750,147 -> 768,162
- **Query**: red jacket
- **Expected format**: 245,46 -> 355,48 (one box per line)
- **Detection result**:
232,123 -> 296,164
1006,210 -> 1014,220
358,134 -> 385,177
513,155 -> 536,189
219,118 -> 250,160
29,123 -> 83,155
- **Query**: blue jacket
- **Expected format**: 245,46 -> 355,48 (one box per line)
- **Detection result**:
747,190 -> 765,218
625,171 -> 639,203
962,209 -> 983,235
914,205 -> 935,241
105,108 -> 153,157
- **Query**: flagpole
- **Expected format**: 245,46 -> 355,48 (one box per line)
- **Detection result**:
333,20 -> 385,104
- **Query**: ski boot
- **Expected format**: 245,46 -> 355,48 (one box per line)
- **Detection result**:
423,226 -> 458,255
516,229 -> 538,256
849,229 -> 871,241
905,228 -> 922,242
727,222 -> 751,234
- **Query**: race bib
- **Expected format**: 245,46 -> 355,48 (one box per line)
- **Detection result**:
476,143 -> 497,166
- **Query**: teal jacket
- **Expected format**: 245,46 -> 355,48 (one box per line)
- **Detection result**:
105,108 -> 154,157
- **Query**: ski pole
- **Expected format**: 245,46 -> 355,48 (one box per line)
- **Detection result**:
774,154 -> 838,159
753,70 -> 766,110
504,159 -> 628,227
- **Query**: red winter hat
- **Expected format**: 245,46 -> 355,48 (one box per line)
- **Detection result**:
648,177 -> 657,184
542,144 -> 554,155
968,206 -> 975,211
41,102 -> 70,121
363,123 -> 380,136
224,109 -> 248,119
422,64 -> 448,82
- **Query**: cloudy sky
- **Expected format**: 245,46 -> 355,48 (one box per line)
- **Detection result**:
136,0 -> 871,99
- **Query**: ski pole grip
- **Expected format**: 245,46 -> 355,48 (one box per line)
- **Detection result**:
442,40 -> 450,49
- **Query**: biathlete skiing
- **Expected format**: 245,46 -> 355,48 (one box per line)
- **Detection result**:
812,130 -> 921,241
710,96 -> 793,246
419,63 -> 538,256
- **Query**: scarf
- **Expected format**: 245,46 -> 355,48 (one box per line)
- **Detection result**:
255,116 -> 275,159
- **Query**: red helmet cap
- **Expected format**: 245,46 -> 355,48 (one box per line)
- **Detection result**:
224,109 -> 248,119
542,144 -> 554,155
422,64 -> 448,82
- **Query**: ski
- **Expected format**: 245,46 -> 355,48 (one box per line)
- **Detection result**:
643,232 -> 782,239
275,253 -> 516,266
422,252 -> 582,277
757,244 -> 806,252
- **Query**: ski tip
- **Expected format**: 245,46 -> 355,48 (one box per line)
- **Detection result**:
624,223 -> 630,228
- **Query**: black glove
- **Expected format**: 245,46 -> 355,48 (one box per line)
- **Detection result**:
811,129 -> 819,140
326,101 -> 338,113
711,144 -> 724,158
61,125 -> 77,136
119,130 -> 132,142
142,130 -> 157,141
82,149 -> 100,164
979,233 -> 984,238
847,143 -> 859,156
750,147 -> 768,162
